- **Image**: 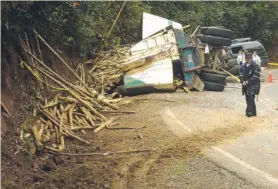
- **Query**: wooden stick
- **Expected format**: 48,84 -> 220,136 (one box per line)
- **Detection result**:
59,112 -> 65,138
97,97 -> 119,110
94,117 -> 116,134
39,108 -> 90,144
40,117 -> 47,124
33,30 -> 92,93
48,148 -> 153,156
133,99 -> 176,102
19,36 -> 32,66
58,135 -> 65,151
80,117 -> 90,127
74,115 -> 84,126
23,45 -> 98,98
100,110 -> 135,114
58,96 -> 78,103
45,145 -> 60,152
71,126 -> 98,131
42,102 -> 59,109
1,102 -> 11,117
89,73 -> 102,84
53,95 -> 58,114
63,104 -> 72,112
29,64 -> 106,120
35,34 -> 43,62
54,124 -> 60,142
80,107 -> 95,126
80,63 -> 83,82
24,33 -> 35,65
101,73 -> 104,96
82,63 -> 86,83
73,112 -> 86,117
32,125 -> 43,151
88,63 -> 98,73
107,124 -> 147,130
107,1 -> 127,37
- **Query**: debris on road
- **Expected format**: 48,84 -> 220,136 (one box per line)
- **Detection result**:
48,148 -> 154,156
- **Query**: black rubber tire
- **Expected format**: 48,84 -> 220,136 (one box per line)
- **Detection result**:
223,59 -> 237,70
200,72 -> 226,84
227,65 -> 240,76
200,27 -> 234,39
115,86 -> 127,95
200,35 -> 232,47
203,81 -> 225,92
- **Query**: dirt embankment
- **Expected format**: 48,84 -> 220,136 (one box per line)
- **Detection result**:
1,48 -> 83,188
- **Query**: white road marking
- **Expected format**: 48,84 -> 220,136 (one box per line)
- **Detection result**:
165,108 -> 278,186
166,109 -> 192,132
211,146 -> 278,185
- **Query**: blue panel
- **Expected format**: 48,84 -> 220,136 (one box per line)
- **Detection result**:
182,48 -> 195,86
173,29 -> 190,48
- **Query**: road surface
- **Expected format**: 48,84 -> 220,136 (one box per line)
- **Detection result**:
156,69 -> 278,189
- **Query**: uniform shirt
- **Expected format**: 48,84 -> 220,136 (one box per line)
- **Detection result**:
239,62 -> 261,95
252,54 -> 261,67
237,53 -> 245,65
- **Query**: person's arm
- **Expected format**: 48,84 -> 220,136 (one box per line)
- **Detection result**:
239,65 -> 244,83
247,64 -> 260,85
257,56 -> 261,66
237,55 -> 241,65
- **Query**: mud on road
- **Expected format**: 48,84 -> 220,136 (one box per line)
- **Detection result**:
1,90 -> 276,189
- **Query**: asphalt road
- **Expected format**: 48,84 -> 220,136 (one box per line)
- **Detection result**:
159,69 -> 278,189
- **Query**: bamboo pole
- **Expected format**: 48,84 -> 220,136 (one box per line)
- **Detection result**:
39,108 -> 90,144
25,33 -> 35,65
48,148 -> 152,156
35,34 -> 49,91
33,30 -> 92,93
107,1 -> 127,38
23,48 -> 98,98
94,117 -> 116,133
32,65 -> 106,120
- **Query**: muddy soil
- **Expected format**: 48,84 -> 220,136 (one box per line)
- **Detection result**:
1,91 -> 274,189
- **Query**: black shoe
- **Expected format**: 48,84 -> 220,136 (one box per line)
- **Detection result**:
246,113 -> 252,117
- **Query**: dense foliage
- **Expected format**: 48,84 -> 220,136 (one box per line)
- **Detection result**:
1,1 -> 278,59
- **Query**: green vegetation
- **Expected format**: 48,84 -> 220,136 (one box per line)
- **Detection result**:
2,1 -> 278,59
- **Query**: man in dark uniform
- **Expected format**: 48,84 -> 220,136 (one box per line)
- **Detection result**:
239,52 -> 261,117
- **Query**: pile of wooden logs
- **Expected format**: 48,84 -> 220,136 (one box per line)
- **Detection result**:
85,46 -> 131,96
19,30 -> 127,153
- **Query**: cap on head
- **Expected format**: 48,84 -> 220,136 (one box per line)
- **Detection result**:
245,52 -> 252,59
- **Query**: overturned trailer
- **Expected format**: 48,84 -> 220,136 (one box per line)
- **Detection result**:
118,13 -> 235,95
120,27 -> 204,95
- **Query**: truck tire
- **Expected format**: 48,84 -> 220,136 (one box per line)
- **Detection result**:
223,59 -> 237,70
200,35 -> 232,47
203,81 -> 225,92
200,72 -> 226,84
200,27 -> 234,39
227,65 -> 240,76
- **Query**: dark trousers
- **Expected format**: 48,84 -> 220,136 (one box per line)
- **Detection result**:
245,95 -> 256,116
